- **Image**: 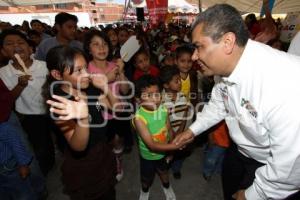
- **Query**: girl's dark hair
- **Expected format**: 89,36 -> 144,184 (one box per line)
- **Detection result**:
43,46 -> 87,99
134,75 -> 162,98
83,29 -> 112,61
46,45 -> 86,75
160,65 -> 180,85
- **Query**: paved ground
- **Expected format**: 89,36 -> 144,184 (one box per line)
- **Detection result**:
47,144 -> 223,200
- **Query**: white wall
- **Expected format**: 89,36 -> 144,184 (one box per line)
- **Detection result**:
0,12 -> 91,27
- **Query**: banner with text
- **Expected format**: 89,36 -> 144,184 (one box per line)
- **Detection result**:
146,0 -> 168,26
280,12 -> 300,43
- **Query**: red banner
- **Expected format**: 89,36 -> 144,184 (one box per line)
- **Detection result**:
146,0 -> 168,26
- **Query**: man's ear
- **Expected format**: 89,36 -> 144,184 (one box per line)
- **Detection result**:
50,69 -> 63,80
1,48 -> 8,57
222,32 -> 236,55
55,24 -> 61,33
28,46 -> 33,55
174,58 -> 178,65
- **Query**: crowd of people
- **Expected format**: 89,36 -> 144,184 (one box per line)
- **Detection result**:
1,1 -> 300,200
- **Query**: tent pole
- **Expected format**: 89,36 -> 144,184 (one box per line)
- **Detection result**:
198,0 -> 202,12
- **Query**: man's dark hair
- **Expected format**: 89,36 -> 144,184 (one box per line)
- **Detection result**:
55,12 -> 78,26
118,26 -> 129,34
160,65 -> 180,85
30,19 -> 42,26
28,29 -> 41,37
191,4 -> 249,47
134,75 -> 162,98
175,44 -> 194,59
0,29 -> 29,47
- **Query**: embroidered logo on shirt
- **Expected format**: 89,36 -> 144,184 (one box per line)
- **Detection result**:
241,98 -> 257,118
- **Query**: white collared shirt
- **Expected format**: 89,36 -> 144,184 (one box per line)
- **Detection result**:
189,39 -> 300,199
288,31 -> 300,56
0,59 -> 48,114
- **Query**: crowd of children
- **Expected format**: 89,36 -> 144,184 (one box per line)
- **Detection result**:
0,7 -> 296,200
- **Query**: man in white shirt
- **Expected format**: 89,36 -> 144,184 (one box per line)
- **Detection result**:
288,31 -> 300,56
173,4 -> 300,200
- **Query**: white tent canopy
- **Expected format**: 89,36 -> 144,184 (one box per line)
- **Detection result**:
200,0 -> 300,14
1,0 -> 300,14
131,0 -> 199,13
0,0 -> 81,7
131,0 -> 300,14
0,12 -> 91,26
168,0 -> 199,13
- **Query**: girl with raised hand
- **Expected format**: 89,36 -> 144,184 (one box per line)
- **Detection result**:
46,45 -> 118,200
83,30 -> 130,181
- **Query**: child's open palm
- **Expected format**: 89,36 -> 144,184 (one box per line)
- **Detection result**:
47,95 -> 88,120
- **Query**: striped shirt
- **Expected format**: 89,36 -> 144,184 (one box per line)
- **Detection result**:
0,117 -> 32,167
162,91 -> 190,133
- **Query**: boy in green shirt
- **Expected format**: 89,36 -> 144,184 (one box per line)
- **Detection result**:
133,75 -> 180,200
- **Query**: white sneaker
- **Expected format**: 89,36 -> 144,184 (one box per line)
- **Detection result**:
116,169 -> 124,182
139,190 -> 150,200
115,152 -> 123,182
163,186 -> 176,200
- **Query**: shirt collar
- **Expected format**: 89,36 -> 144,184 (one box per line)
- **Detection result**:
222,39 -> 253,85
162,89 -> 172,100
9,55 -> 36,73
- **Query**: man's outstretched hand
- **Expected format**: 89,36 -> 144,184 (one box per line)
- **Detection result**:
172,129 -> 195,149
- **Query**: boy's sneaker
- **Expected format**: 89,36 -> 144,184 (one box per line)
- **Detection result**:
163,186 -> 176,200
115,153 -> 123,182
123,145 -> 132,154
202,173 -> 212,182
139,190 -> 150,200
173,172 -> 181,179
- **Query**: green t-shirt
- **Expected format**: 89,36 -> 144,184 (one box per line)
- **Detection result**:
134,105 -> 169,160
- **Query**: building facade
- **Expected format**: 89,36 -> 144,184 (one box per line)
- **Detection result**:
0,0 -> 125,26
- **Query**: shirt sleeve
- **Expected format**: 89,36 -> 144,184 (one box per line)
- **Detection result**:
288,32 -> 300,56
0,79 -> 14,122
189,82 -> 227,136
245,97 -> 300,199
35,42 -> 46,61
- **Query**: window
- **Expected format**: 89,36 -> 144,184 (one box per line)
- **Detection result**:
101,15 -> 105,20
43,4 -> 50,9
56,3 -> 67,9
75,3 -> 82,8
